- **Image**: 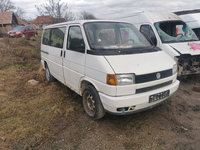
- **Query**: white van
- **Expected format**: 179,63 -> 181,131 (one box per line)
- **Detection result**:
41,20 -> 179,119
175,10 -> 200,39
121,12 -> 200,76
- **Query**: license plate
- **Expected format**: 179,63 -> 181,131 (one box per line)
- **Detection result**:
149,90 -> 170,103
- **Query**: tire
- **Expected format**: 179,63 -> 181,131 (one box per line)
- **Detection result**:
82,85 -> 105,120
45,64 -> 55,82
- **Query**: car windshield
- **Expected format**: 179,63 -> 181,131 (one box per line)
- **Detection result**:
154,21 -> 199,43
13,26 -> 26,31
84,22 -> 151,50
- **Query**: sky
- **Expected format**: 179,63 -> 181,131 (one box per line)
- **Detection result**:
12,0 -> 200,20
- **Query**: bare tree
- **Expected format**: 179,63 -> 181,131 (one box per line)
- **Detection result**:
14,7 -> 25,19
79,11 -> 96,20
35,0 -> 74,22
0,0 -> 15,12
64,10 -> 76,21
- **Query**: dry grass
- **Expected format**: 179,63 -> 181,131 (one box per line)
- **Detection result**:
0,36 -> 81,150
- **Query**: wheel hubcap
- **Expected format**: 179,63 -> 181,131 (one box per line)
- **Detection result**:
84,91 -> 95,116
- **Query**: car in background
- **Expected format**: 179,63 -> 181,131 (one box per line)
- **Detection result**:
8,26 -> 37,38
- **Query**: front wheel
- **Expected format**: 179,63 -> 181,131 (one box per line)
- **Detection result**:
82,85 -> 105,120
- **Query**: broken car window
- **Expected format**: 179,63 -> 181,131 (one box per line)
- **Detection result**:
154,21 -> 198,43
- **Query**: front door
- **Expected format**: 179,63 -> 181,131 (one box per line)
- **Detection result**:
62,25 -> 86,93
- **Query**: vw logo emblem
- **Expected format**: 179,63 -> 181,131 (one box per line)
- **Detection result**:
156,73 -> 161,79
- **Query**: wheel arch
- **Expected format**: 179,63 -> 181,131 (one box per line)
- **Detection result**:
79,78 -> 99,96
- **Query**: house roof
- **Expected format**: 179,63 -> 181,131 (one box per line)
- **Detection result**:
0,12 -> 13,24
17,17 -> 28,25
32,16 -> 54,24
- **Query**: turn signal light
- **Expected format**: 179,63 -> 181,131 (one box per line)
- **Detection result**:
107,74 -> 117,85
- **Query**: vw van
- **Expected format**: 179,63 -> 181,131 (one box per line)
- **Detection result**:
121,12 -> 200,76
41,20 -> 179,119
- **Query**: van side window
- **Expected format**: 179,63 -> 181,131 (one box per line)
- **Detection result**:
42,29 -> 51,45
67,26 -> 85,52
140,25 -> 157,46
50,27 -> 66,48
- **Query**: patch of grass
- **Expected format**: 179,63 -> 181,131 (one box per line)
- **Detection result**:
0,94 -> 69,144
0,36 -> 77,149
30,36 -> 36,41
0,71 -> 5,75
11,64 -> 26,69
123,142 -> 135,150
11,64 -> 32,69
28,49 -> 38,55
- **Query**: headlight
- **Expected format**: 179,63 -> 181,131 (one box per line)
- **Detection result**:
107,74 -> 135,85
117,74 -> 135,85
172,64 -> 177,74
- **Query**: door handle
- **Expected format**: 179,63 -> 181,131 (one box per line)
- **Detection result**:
60,50 -> 63,57
64,51 -> 66,58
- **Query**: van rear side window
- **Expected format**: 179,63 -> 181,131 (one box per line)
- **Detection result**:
50,27 -> 66,48
42,29 -> 51,45
42,27 -> 66,48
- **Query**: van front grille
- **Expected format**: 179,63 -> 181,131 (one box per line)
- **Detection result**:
135,80 -> 173,94
135,69 -> 172,84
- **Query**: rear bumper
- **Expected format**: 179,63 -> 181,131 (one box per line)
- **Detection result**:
99,80 -> 180,114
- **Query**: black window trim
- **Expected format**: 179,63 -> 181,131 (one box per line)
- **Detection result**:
67,25 -> 86,53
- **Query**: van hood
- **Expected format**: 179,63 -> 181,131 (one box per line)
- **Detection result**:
105,51 -> 174,75
168,41 -> 200,55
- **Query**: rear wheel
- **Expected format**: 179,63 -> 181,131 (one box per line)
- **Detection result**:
82,85 -> 105,120
45,64 -> 55,82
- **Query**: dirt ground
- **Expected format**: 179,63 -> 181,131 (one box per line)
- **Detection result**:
0,37 -> 200,150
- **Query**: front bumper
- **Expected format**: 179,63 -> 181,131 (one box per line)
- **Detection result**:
99,80 -> 180,114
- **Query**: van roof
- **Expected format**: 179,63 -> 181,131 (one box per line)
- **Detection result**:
44,20 -> 130,29
121,11 -> 182,23
144,12 -> 181,22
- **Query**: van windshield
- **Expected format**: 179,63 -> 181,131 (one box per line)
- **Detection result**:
84,22 -> 152,52
154,21 -> 199,43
